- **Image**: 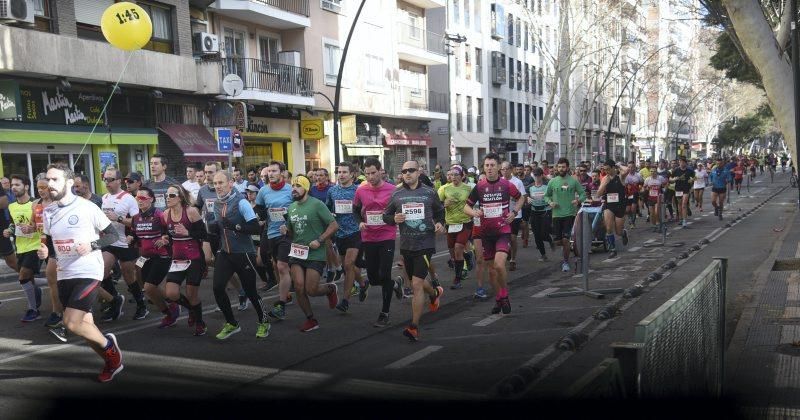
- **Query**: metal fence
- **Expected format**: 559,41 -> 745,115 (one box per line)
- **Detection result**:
397,22 -> 446,56
221,58 -> 314,97
252,0 -> 310,16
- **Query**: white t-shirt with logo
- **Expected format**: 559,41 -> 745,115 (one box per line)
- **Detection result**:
509,176 -> 526,219
44,197 -> 110,281
101,191 -> 139,248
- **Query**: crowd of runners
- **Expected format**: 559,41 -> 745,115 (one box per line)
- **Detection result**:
0,150 -> 788,382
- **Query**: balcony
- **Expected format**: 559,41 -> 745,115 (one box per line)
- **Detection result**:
401,0 -> 445,8
396,22 -> 447,66
399,86 -> 447,120
0,25 -> 199,92
220,58 -> 314,106
210,0 -> 310,29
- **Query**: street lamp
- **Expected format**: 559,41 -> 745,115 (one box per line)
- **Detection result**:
445,32 -> 467,165
791,0 -> 800,208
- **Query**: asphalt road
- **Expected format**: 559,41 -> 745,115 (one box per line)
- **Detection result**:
0,171 -> 794,416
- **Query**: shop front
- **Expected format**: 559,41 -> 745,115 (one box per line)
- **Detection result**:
384,133 -> 431,178
235,116 -> 296,173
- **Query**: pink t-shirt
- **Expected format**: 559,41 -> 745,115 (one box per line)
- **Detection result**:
354,181 -> 397,243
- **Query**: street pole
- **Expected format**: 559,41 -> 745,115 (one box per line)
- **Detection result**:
332,0 -> 366,166
792,0 -> 800,208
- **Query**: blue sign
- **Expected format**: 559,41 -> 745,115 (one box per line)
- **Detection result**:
217,128 -> 232,152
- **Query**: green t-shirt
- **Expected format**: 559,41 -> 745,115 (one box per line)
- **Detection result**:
544,175 -> 586,218
9,200 -> 40,254
437,182 -> 472,225
287,198 -> 336,262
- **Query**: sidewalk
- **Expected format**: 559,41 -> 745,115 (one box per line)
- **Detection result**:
0,259 -> 16,281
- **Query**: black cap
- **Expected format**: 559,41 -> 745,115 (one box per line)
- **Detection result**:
605,159 -> 616,167
125,172 -> 142,182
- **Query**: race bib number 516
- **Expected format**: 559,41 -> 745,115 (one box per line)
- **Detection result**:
54,239 -> 79,257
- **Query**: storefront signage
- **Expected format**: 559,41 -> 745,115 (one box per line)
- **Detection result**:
234,101 -> 247,131
247,119 -> 269,134
20,86 -> 106,126
211,102 -> 236,127
232,130 -> 243,158
0,80 -> 20,120
301,118 -> 324,140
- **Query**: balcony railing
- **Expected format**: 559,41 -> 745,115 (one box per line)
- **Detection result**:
251,0 -> 310,16
221,58 -> 313,97
397,22 -> 446,57
400,86 -> 447,113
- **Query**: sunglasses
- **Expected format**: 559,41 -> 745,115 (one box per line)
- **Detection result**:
125,179 -> 138,184
103,178 -> 117,183
401,168 -> 418,174
167,193 -> 179,199
136,195 -> 152,201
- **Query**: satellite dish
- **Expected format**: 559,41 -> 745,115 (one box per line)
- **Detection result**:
222,74 -> 244,97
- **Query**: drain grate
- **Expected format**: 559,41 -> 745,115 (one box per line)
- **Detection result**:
772,258 -> 800,271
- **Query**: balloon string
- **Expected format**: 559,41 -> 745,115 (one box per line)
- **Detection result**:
74,50 -> 135,171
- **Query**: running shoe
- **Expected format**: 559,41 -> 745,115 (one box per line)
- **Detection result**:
538,255 -> 549,262
300,318 -> 319,332
374,312 -> 390,328
561,261 -> 571,272
429,286 -> 444,312
465,251 -> 475,271
403,325 -> 419,342
403,287 -> 413,299
105,294 -> 125,322
215,323 -> 241,340
474,287 -> 488,299
335,299 -> 350,313
491,300 -> 502,314
286,293 -> 294,305
158,303 -> 179,328
98,333 -> 123,383
393,277 -> 404,300
325,270 -> 335,284
450,280 -> 462,290
193,321 -> 207,336
358,282 -> 369,302
49,326 -> 67,342
350,284 -> 360,297
44,312 -> 62,328
268,303 -> 286,320
327,284 -> 339,309
509,260 -> 517,271
501,297 -> 512,315
21,309 -> 41,322
34,285 -> 42,309
238,295 -> 248,311
132,304 -> 149,321
255,322 -> 271,339
622,229 -> 629,246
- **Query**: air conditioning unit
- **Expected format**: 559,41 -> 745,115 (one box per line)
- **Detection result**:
0,0 -> 34,24
278,51 -> 301,67
193,32 -> 219,55
321,0 -> 341,13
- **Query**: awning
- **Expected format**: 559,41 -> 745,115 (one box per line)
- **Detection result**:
384,134 -> 431,147
345,145 -> 384,156
158,123 -> 228,157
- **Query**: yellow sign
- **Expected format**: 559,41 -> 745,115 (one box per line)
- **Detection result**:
301,119 -> 324,140
341,115 -> 357,144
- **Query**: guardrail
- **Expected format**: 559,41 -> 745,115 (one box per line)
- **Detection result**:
399,86 -> 447,113
252,0 -> 310,17
569,257 -> 728,399
221,58 -> 313,97
397,22 -> 446,56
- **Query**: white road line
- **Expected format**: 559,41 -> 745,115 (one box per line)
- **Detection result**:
627,246 -> 642,252
602,257 -> 620,263
473,314 -> 504,326
704,227 -> 722,241
693,217 -> 702,221
532,287 -> 560,298
644,239 -> 656,244
385,345 -> 443,369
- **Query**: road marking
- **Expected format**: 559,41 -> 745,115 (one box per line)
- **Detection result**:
693,217 -> 702,221
644,239 -> 656,244
532,287 -> 560,298
627,246 -> 641,252
602,257 -> 619,263
385,345 -> 443,369
0,296 -> 24,302
473,314 -> 504,327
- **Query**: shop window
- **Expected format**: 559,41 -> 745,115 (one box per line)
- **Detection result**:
2,153 -> 29,180
241,144 -> 274,171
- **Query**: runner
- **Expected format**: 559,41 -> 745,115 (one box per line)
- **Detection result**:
245,183 -> 275,291
656,160 -> 674,222
543,158 -> 586,272
470,173 -> 490,300
73,174 -> 102,208
182,165 -> 201,201
624,161 -> 643,228
596,160 -> 630,258
710,157 -> 732,221
163,184 -> 208,336
644,169 -> 665,232
281,175 -> 340,332
732,159 -> 745,195
0,177 -> 15,294
500,161 -> 526,271
518,163 -> 534,249
326,162 -> 368,312
34,176 -> 64,339
38,163 -> 123,382
438,165 -> 472,290
98,168 -> 147,322
464,153 -> 523,314
528,167 -> 554,261
254,161 -> 294,320
124,172 -> 142,197
385,160 -> 445,341
144,154 -> 177,212
309,168 -> 342,284
4,174 -> 42,321
670,157 -> 695,228
209,170 -> 270,340
693,162 -> 708,213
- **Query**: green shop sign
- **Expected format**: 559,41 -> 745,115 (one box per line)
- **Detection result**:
19,86 -> 106,126
0,80 -> 20,120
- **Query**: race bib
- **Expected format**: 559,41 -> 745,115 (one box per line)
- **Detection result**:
54,239 -> 79,257
366,211 -> 385,226
448,224 -> 463,233
334,200 -> 353,214
205,199 -> 215,214
402,203 -> 425,220
627,195 -> 634,200
649,189 -> 659,197
290,243 -> 309,260
561,184 -> 569,190
675,191 -> 684,197
155,194 -> 166,209
135,256 -> 149,268
169,260 -> 191,272
269,207 -> 287,222
483,203 -> 503,218
532,192 -> 545,200
607,193 -> 619,203
14,225 -> 32,238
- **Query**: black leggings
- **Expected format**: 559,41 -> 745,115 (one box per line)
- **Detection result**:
213,251 -> 265,325
364,240 -> 396,314
530,210 -> 553,257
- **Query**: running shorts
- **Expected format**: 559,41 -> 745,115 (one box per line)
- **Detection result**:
605,205 -> 626,219
289,258 -> 326,275
16,250 -> 39,271
712,187 -> 727,194
102,245 -> 139,262
165,257 -> 206,286
481,234 -> 511,261
58,278 -> 100,313
141,257 -> 172,286
446,222 -> 473,248
551,216 -> 575,241
335,231 -> 361,256
511,218 -> 522,236
400,248 -> 434,280
263,235 -> 291,264
0,236 -> 14,257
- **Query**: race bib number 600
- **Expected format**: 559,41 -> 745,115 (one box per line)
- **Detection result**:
366,211 -> 385,226
268,208 -> 287,222
401,203 -> 425,221
54,239 -> 79,257
483,203 -> 503,218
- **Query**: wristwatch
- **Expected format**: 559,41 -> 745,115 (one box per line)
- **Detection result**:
116,216 -> 123,223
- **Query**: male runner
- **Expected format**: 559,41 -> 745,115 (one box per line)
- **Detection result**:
438,165 -> 472,290
500,161 -> 526,271
4,174 -> 42,321
384,160 -> 445,341
308,167 -> 342,283
144,154 -> 177,211
464,154 -> 523,314
710,157 -> 731,221
38,163 -> 123,382
544,158 -> 586,272
517,163 -> 534,248
624,161 -> 643,228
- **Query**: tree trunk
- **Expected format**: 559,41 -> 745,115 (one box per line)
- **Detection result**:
723,0 -> 795,159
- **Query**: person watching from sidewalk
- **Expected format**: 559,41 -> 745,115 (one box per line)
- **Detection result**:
544,158 -> 586,272
528,167 -> 554,262
438,165 -> 473,290
500,161 -> 527,272
596,159 -> 630,259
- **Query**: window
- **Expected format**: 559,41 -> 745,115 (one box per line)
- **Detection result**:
475,48 -> 482,83
464,0 -> 470,27
524,63 -> 529,92
366,54 -> 385,89
539,106 -> 543,124
323,39 -> 343,86
517,61 -> 522,90
491,51 -> 506,84
33,0 -> 53,32
492,98 -> 507,131
508,57 -> 514,89
507,13 -> 514,45
538,68 -> 543,95
454,44 -> 461,78
477,98 -> 484,132
524,23 -> 529,51
516,18 -> 521,47
525,104 -> 530,133
509,101 -> 515,132
466,96 -> 473,132
259,36 -> 279,63
321,0 -> 343,13
456,94 -> 463,131
517,103 -> 523,132
453,0 -> 460,25
139,2 -> 174,53
464,46 -> 471,80
475,0 -> 481,32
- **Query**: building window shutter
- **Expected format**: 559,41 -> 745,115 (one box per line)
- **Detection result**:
74,0 -> 114,26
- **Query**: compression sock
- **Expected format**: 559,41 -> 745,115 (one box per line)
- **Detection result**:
454,260 -> 464,281
606,234 -> 616,249
193,303 -> 204,323
128,282 -> 145,306
177,294 -> 192,310
21,280 -> 36,310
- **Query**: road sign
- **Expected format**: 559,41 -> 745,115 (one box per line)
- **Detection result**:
216,128 -> 232,152
222,74 -> 244,97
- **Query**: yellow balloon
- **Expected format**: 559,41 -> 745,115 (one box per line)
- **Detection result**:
101,2 -> 152,51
